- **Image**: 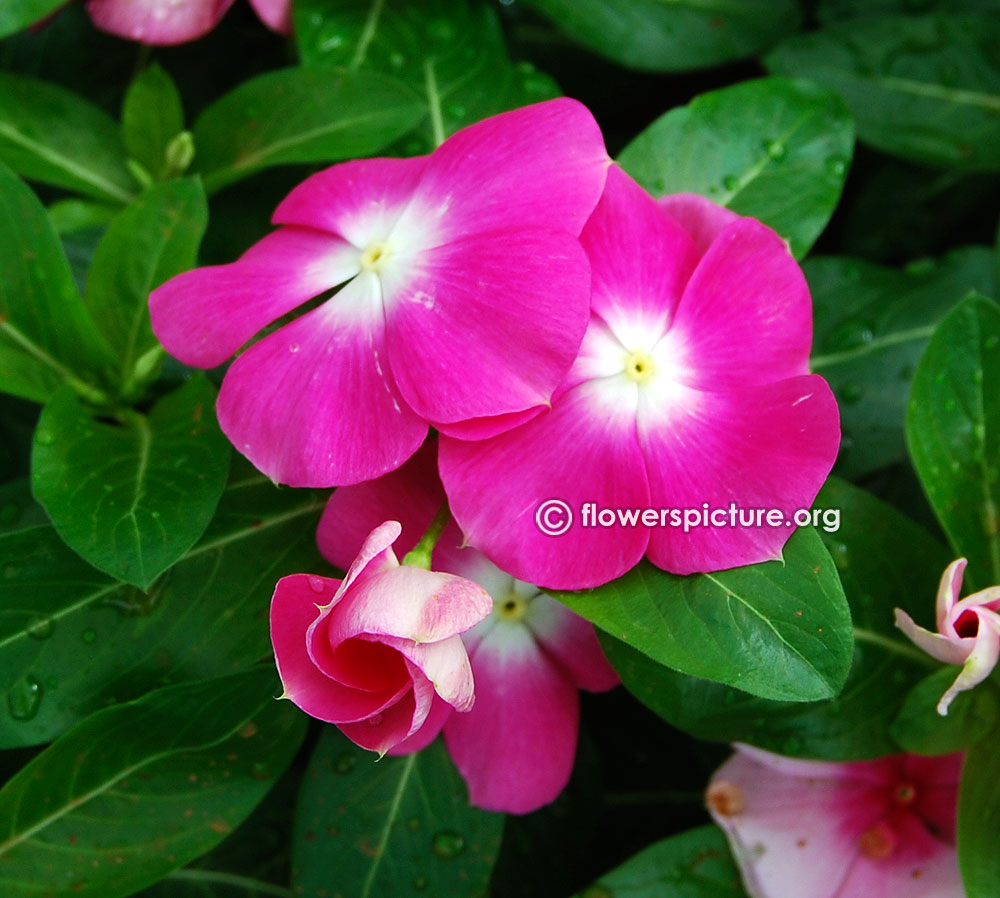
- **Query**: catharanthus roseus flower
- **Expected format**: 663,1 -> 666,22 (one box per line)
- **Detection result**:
150,99 -> 610,487
86,0 -> 291,44
895,557 -> 1000,715
438,167 -> 841,588
318,442 -> 619,812
707,744 -> 964,898
269,520 -> 492,755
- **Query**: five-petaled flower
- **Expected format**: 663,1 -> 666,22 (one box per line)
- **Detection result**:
150,99 -> 610,487
85,0 -> 291,44
439,167 -> 840,588
895,557 -> 1000,715
317,442 -> 619,812
707,744 -> 964,898
269,520 -> 492,756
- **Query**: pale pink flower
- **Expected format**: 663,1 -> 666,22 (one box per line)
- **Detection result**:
86,0 -> 291,44
318,442 -> 619,813
150,99 -> 609,487
895,557 -> 1000,715
707,744 -> 964,898
269,520 -> 492,756
439,168 -> 841,588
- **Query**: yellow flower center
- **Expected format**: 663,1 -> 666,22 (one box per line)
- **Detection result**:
624,349 -> 657,383
360,241 -> 391,272
498,592 -> 529,622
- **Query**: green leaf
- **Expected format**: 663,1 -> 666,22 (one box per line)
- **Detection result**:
519,0 -> 800,72
906,292 -> 1000,588
618,77 -> 853,259
571,825 -> 747,898
818,0 -> 1000,24
193,68 -> 425,194
556,527 -> 852,703
0,72 -> 138,202
0,471 -> 325,747
48,198 -> 121,235
0,478 -> 46,536
765,15 -> 1000,171
122,64 -> 186,182
31,377 -> 231,589
0,0 -> 67,39
808,247 -> 998,478
292,730 -> 504,898
0,162 -> 116,404
295,0 -> 559,151
0,668 -> 306,898
84,178 -> 208,392
602,479 -> 942,759
891,669 -> 999,755
958,729 -> 1000,897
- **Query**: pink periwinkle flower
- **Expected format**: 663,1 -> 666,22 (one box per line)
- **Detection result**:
895,557 -> 1000,715
317,442 -> 619,813
438,167 -> 841,588
150,99 -> 610,487
269,520 -> 492,756
707,744 -> 964,898
86,0 -> 291,44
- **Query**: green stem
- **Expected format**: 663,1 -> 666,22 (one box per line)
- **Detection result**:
402,503 -> 450,569
166,869 -> 293,897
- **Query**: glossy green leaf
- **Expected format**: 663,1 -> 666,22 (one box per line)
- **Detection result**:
0,162 -> 116,404
519,0 -> 800,72
84,178 -> 207,392
891,669 -> 999,755
193,67 -> 425,194
601,479 -> 941,759
0,669 -> 306,898
556,527 -> 852,703
958,728 -> 1000,897
0,471 -> 325,748
293,729 -> 504,898
122,64 -> 186,182
295,0 -> 559,151
0,72 -> 138,202
0,478 -> 46,536
618,77 -> 853,259
818,0 -> 1000,24
808,247 -> 998,478
0,0 -> 68,38
571,825 -> 747,898
48,198 -> 121,235
765,15 -> 1000,171
32,377 -> 231,589
906,293 -> 1000,588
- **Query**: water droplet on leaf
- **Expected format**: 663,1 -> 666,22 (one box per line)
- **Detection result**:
432,830 -> 465,858
35,428 -> 55,446
334,752 -> 356,774
413,875 -> 429,890
7,674 -> 43,721
763,139 -> 786,160
722,174 -> 740,192
826,156 -> 847,177
839,383 -> 864,404
27,617 -> 54,640
407,816 -> 421,831
81,628 -> 97,645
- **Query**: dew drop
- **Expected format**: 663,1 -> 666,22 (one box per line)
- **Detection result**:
368,713 -> 384,727
986,335 -> 1000,350
0,502 -> 19,525
763,139 -> 786,161
406,816 -> 421,831
35,428 -> 55,446
289,343 -> 300,353
826,156 -> 848,177
334,752 -> 356,774
827,319 -> 875,351
431,830 -> 465,858
445,102 -> 466,119
413,875 -> 429,890
81,628 -> 97,645
722,174 -> 740,192
839,383 -> 864,404
7,674 -> 43,721
389,52 -> 405,68
27,617 -> 55,640
426,18 -> 456,41
307,575 -> 326,594
973,368 -> 984,384
251,762 -> 271,780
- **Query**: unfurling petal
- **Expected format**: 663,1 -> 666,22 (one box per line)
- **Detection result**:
87,0 -> 235,44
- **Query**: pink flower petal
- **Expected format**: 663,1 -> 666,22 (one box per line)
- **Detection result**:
893,609 -> 971,666
317,440 -> 442,570
667,218 -> 812,390
394,98 -> 609,244
936,609 -> 1000,714
339,687 -> 419,754
273,157 -> 429,249
383,227 -> 592,424
580,166 -> 700,341
434,407 -> 547,441
86,0 -> 235,44
658,192 -> 741,257
216,274 -> 428,487
525,595 -> 618,692
379,633 -> 477,711
936,558 -> 967,631
640,375 -> 840,574
150,227 -> 359,369
439,379 -> 651,590
247,0 -> 291,33
271,574 -> 408,724
385,694 -> 454,756
444,622 -> 579,814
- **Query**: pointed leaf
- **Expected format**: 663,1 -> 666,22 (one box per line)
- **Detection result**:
0,0 -> 68,39
122,64 -> 186,182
